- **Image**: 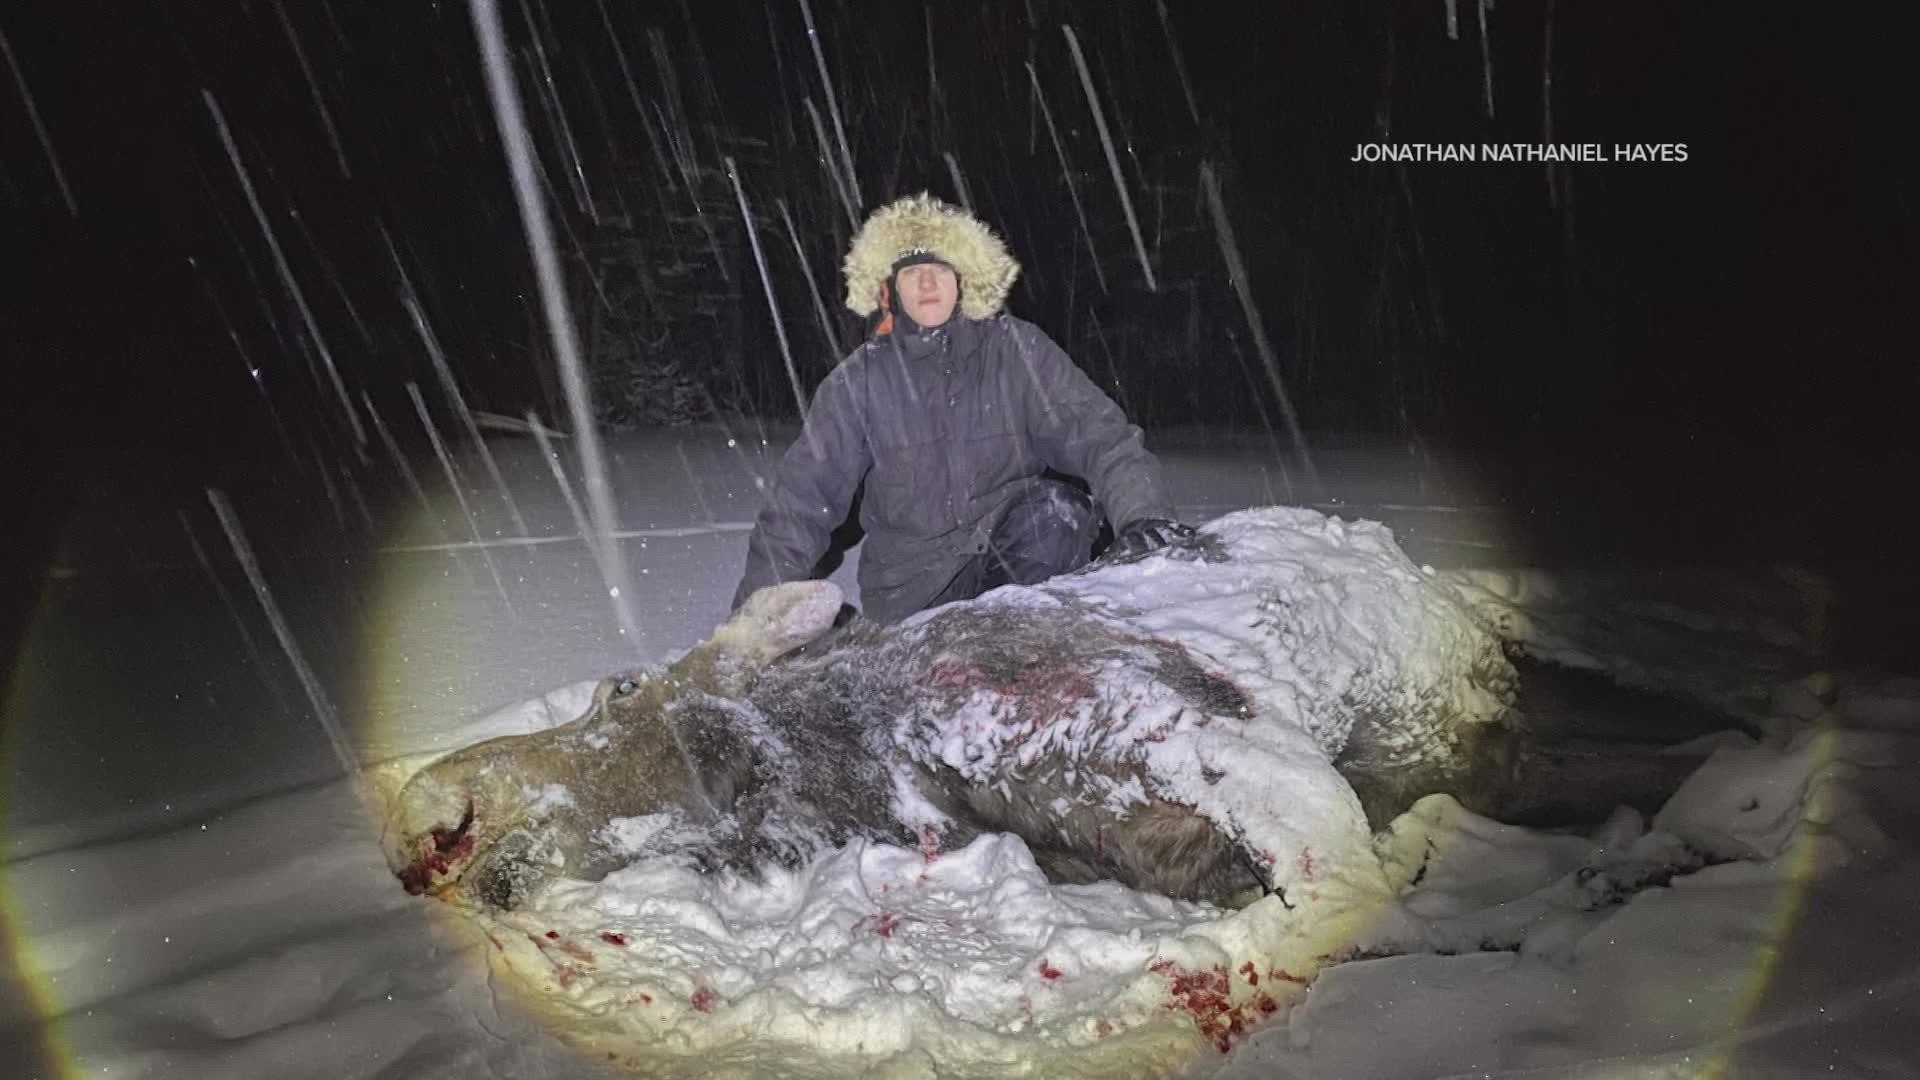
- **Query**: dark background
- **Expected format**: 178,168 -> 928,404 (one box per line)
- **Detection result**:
0,7 -> 1908,1072
3,0 -> 1912,652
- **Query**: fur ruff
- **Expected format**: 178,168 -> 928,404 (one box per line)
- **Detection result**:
842,193 -> 1021,321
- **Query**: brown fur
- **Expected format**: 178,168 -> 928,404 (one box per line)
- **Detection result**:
382,584 -> 844,908
386,578 -> 1695,914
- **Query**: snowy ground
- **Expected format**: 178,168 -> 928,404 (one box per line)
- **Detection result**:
6,427 -> 1917,1078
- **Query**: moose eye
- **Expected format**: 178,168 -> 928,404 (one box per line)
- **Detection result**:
614,678 -> 638,697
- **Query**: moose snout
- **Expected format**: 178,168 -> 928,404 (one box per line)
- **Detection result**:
390,797 -> 478,895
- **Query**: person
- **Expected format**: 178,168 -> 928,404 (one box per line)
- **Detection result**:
733,193 -> 1192,622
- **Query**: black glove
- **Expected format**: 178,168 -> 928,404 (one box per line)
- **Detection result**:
1105,517 -> 1197,561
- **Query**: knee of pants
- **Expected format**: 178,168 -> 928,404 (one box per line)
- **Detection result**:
995,482 -> 1097,564
1057,489 -> 1099,547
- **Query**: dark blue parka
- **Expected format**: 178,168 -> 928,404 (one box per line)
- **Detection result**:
735,313 -> 1174,621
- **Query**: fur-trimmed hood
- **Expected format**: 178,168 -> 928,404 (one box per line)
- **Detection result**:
842,193 -> 1021,321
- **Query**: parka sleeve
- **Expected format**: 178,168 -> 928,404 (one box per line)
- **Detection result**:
1011,322 -> 1175,531
733,363 -> 872,609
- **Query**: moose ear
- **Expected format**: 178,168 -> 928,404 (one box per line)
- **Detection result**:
671,581 -> 845,693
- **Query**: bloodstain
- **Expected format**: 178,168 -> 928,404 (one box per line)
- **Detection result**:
545,930 -> 560,940
1295,846 -> 1317,881
396,798 -> 478,895
1239,961 -> 1259,986
600,932 -> 628,946
1150,959 -> 1275,1053
1271,968 -> 1309,985
871,912 -> 901,938
1038,958 -> 1063,982
924,657 -> 1097,734
639,992 -> 653,1005
1096,1020 -> 1114,1039
1256,849 -> 1277,867
925,658 -> 988,690
1165,964 -> 1230,1011
915,826 -> 943,885
690,988 -> 716,1013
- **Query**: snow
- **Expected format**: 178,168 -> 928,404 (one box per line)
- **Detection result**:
1442,565 -> 1825,721
10,429 -> 1918,1078
1214,725 -> 1920,1079
374,503 -> 1516,1071
485,835 -> 1219,1070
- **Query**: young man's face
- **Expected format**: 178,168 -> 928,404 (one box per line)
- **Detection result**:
894,262 -> 959,328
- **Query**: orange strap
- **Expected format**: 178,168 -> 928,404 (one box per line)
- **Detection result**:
874,281 -> 893,337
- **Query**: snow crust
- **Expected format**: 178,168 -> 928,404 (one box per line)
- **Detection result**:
355,506 -> 1916,1078
372,507 -> 1526,1072
1442,565 -> 1826,720
15,433 -> 1918,1079
1209,723 -> 1919,1079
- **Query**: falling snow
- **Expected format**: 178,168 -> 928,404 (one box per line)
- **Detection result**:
5,3 -> 1907,1078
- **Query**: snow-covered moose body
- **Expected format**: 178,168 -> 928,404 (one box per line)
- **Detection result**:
383,508 -> 1526,911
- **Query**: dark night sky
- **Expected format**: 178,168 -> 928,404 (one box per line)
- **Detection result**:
3,1 -> 1911,608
